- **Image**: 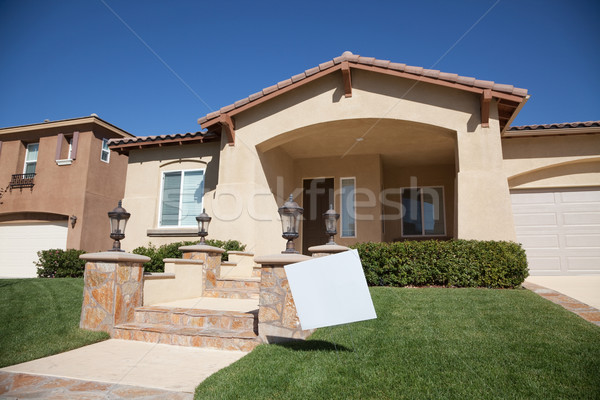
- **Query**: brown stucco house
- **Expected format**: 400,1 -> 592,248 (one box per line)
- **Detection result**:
110,52 -> 599,276
0,115 -> 134,277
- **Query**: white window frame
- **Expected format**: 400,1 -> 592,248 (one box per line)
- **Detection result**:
23,143 -> 39,174
340,177 -> 356,238
158,169 -> 205,227
101,139 -> 110,163
400,186 -> 446,237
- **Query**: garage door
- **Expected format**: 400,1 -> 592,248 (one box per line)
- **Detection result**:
0,221 -> 68,278
511,188 -> 600,275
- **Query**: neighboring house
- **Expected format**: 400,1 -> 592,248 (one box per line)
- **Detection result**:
0,116 -> 133,277
109,51 -> 598,276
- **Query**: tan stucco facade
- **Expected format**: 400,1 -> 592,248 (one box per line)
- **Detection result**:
502,132 -> 600,190
200,69 -> 517,254
120,142 -> 221,251
0,117 -> 131,253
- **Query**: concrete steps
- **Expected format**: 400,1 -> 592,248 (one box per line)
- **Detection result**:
113,306 -> 260,351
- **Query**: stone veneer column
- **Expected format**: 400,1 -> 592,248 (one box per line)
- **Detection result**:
80,252 -> 150,334
308,244 -> 350,258
179,244 -> 225,293
254,253 -> 313,343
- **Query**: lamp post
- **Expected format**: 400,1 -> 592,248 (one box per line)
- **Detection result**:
278,194 -> 303,254
108,200 -> 130,252
196,208 -> 212,244
323,204 -> 340,245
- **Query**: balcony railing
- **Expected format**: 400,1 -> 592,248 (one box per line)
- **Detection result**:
10,173 -> 36,190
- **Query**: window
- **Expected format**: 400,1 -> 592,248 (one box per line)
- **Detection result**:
24,143 -> 39,174
341,177 -> 356,237
101,139 -> 110,163
160,170 -> 205,227
401,187 -> 445,236
67,138 -> 73,160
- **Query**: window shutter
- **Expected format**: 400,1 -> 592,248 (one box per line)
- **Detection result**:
70,131 -> 79,160
55,133 -> 64,161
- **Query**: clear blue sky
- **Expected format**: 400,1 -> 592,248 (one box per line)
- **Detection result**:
1,0 -> 598,136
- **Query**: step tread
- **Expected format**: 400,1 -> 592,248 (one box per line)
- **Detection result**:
115,322 -> 258,339
135,306 -> 257,318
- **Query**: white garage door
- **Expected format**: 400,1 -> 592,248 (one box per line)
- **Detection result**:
511,188 -> 600,275
0,221 -> 68,278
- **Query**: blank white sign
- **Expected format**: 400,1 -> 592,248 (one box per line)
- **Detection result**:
284,249 -> 377,330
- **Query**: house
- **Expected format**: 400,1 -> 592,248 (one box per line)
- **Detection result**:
110,52 -> 599,276
0,116 -> 133,277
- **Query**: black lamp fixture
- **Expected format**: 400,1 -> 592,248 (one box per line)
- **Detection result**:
323,204 -> 340,245
108,200 -> 130,252
196,208 -> 212,244
278,194 -> 303,254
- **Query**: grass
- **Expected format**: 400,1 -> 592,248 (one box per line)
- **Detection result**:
0,278 -> 109,368
196,287 -> 600,399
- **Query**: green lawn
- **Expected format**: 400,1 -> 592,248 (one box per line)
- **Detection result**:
196,287 -> 600,399
0,278 -> 109,368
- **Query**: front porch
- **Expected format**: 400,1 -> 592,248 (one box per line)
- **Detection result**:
257,118 -> 457,253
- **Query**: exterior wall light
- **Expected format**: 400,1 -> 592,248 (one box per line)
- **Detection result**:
108,200 -> 130,252
323,204 -> 340,245
196,208 -> 212,244
278,194 -> 303,254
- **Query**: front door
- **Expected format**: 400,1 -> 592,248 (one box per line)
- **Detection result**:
302,178 -> 334,254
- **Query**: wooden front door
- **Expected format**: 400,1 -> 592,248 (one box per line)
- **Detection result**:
302,178 -> 334,254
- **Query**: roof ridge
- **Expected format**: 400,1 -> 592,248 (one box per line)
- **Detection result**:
198,51 -> 528,125
508,121 -> 600,131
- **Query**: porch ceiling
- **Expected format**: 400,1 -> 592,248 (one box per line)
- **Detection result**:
259,119 -> 456,167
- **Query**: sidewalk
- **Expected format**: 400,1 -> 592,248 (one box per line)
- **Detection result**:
1,339 -> 248,398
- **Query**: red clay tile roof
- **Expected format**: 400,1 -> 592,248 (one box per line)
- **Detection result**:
508,121 -> 600,131
198,51 -> 528,126
108,131 -> 219,153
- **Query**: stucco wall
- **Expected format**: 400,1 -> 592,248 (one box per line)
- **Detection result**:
120,142 -> 221,251
502,134 -> 600,189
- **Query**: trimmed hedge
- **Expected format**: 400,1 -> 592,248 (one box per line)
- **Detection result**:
350,240 -> 528,288
36,249 -> 87,278
132,239 -> 246,272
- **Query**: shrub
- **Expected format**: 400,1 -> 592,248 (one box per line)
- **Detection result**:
350,240 -> 528,289
36,249 -> 87,278
132,239 -> 246,272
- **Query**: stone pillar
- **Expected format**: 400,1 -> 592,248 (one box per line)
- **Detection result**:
80,252 -> 150,334
308,244 -> 350,258
179,244 -> 225,293
254,253 -> 313,344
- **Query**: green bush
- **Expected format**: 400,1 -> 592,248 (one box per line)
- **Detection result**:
36,249 -> 87,278
132,239 -> 246,272
351,240 -> 528,288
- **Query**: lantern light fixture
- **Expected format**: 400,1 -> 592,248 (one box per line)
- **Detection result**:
323,204 -> 340,245
108,200 -> 130,252
196,208 -> 212,244
278,194 -> 303,254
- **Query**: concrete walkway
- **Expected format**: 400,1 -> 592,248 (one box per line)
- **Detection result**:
1,339 -> 248,398
525,276 -> 600,310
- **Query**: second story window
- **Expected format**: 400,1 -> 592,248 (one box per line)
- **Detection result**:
101,139 -> 110,163
24,143 -> 39,174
